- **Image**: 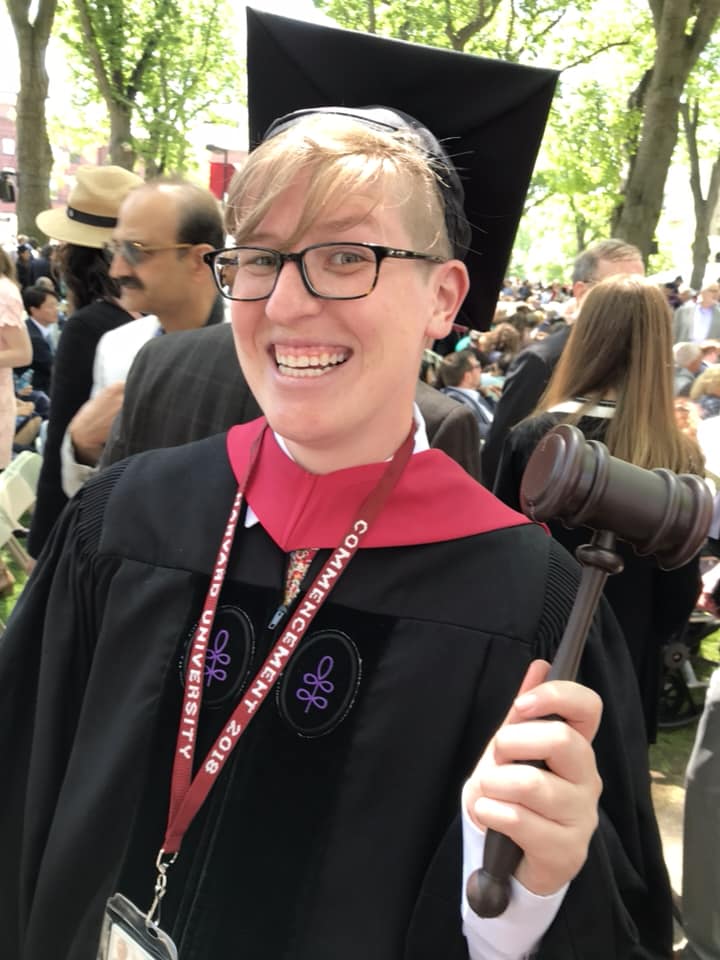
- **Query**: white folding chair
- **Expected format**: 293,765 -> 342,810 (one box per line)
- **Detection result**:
0,451 -> 43,574
0,502 -> 32,573
0,451 -> 42,528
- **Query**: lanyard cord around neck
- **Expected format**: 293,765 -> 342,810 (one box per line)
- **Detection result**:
161,423 -> 415,857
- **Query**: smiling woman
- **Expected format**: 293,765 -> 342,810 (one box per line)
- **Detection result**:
219,110 -> 467,473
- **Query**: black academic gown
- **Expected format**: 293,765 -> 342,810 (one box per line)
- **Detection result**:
0,426 -> 671,960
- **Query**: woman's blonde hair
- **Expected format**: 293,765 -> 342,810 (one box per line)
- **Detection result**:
225,114 -> 451,257
690,365 -> 720,401
537,274 -> 702,473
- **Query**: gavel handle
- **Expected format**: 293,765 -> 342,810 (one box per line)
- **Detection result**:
466,531 -> 623,917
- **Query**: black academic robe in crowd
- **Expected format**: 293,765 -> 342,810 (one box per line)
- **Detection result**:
493,411 -> 701,741
0,425 -> 671,959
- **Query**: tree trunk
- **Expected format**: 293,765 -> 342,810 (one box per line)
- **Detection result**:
612,0 -> 720,263
689,163 -> 720,291
613,82 -> 682,261
680,99 -> 720,290
690,228 -> 711,291
108,100 -> 136,170
7,3 -> 57,240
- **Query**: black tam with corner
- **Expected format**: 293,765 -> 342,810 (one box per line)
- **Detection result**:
245,8 -> 558,330
0,429 -> 671,959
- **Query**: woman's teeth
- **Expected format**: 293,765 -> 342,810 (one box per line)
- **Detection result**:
275,351 -> 348,377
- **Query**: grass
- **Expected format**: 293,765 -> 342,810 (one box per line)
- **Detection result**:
0,544 -> 29,626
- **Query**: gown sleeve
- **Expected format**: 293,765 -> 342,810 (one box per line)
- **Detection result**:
0,468 -> 124,956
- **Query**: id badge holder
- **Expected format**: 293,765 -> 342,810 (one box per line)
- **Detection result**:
97,893 -> 178,960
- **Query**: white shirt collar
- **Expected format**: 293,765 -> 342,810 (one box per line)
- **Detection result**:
547,399 -> 616,418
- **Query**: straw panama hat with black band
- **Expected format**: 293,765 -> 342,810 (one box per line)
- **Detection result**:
36,165 -> 144,249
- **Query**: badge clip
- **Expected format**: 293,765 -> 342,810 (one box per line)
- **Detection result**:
146,848 -> 178,927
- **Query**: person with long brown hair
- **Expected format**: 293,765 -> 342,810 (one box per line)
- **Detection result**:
494,274 -> 704,741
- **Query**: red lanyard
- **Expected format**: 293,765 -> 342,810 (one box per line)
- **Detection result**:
160,423 -> 414,856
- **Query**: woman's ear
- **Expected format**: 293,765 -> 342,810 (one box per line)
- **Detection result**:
424,260 -> 470,341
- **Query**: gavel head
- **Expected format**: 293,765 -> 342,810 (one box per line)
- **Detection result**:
520,423 -> 712,570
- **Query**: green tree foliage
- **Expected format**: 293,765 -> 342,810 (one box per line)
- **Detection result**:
58,0 -> 241,174
538,81 -> 642,253
314,0 -> 609,58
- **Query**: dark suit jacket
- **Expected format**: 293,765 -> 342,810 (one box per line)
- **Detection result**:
15,319 -> 54,394
103,323 -> 483,482
481,324 -> 572,488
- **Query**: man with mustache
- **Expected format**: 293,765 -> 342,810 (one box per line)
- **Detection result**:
60,178 -> 225,495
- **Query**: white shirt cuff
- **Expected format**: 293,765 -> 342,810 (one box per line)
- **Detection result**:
461,799 -> 568,960
60,429 -> 98,497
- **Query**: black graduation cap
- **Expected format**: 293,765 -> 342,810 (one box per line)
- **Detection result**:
246,8 -> 558,330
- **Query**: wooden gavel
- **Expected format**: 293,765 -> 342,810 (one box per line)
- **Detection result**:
467,423 -> 712,918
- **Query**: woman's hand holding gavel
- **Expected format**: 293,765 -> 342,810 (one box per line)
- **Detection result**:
463,660 -> 603,900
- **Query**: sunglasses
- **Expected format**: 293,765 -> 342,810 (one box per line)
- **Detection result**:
105,239 -> 194,266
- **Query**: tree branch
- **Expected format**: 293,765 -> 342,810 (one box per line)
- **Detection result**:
687,0 -> 720,63
503,0 -> 516,60
73,0 -> 116,105
6,0 -> 32,33
680,99 -> 703,222
559,39 -> 634,73
647,0 -> 664,33
127,0 -> 176,97
513,10 -> 566,59
447,0 -> 504,51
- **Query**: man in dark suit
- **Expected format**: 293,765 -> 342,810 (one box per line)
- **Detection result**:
102,323 -> 483,481
481,239 -> 644,488
15,285 -> 59,395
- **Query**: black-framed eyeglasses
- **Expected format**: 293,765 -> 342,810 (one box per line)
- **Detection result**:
105,239 -> 194,267
202,242 -> 447,302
